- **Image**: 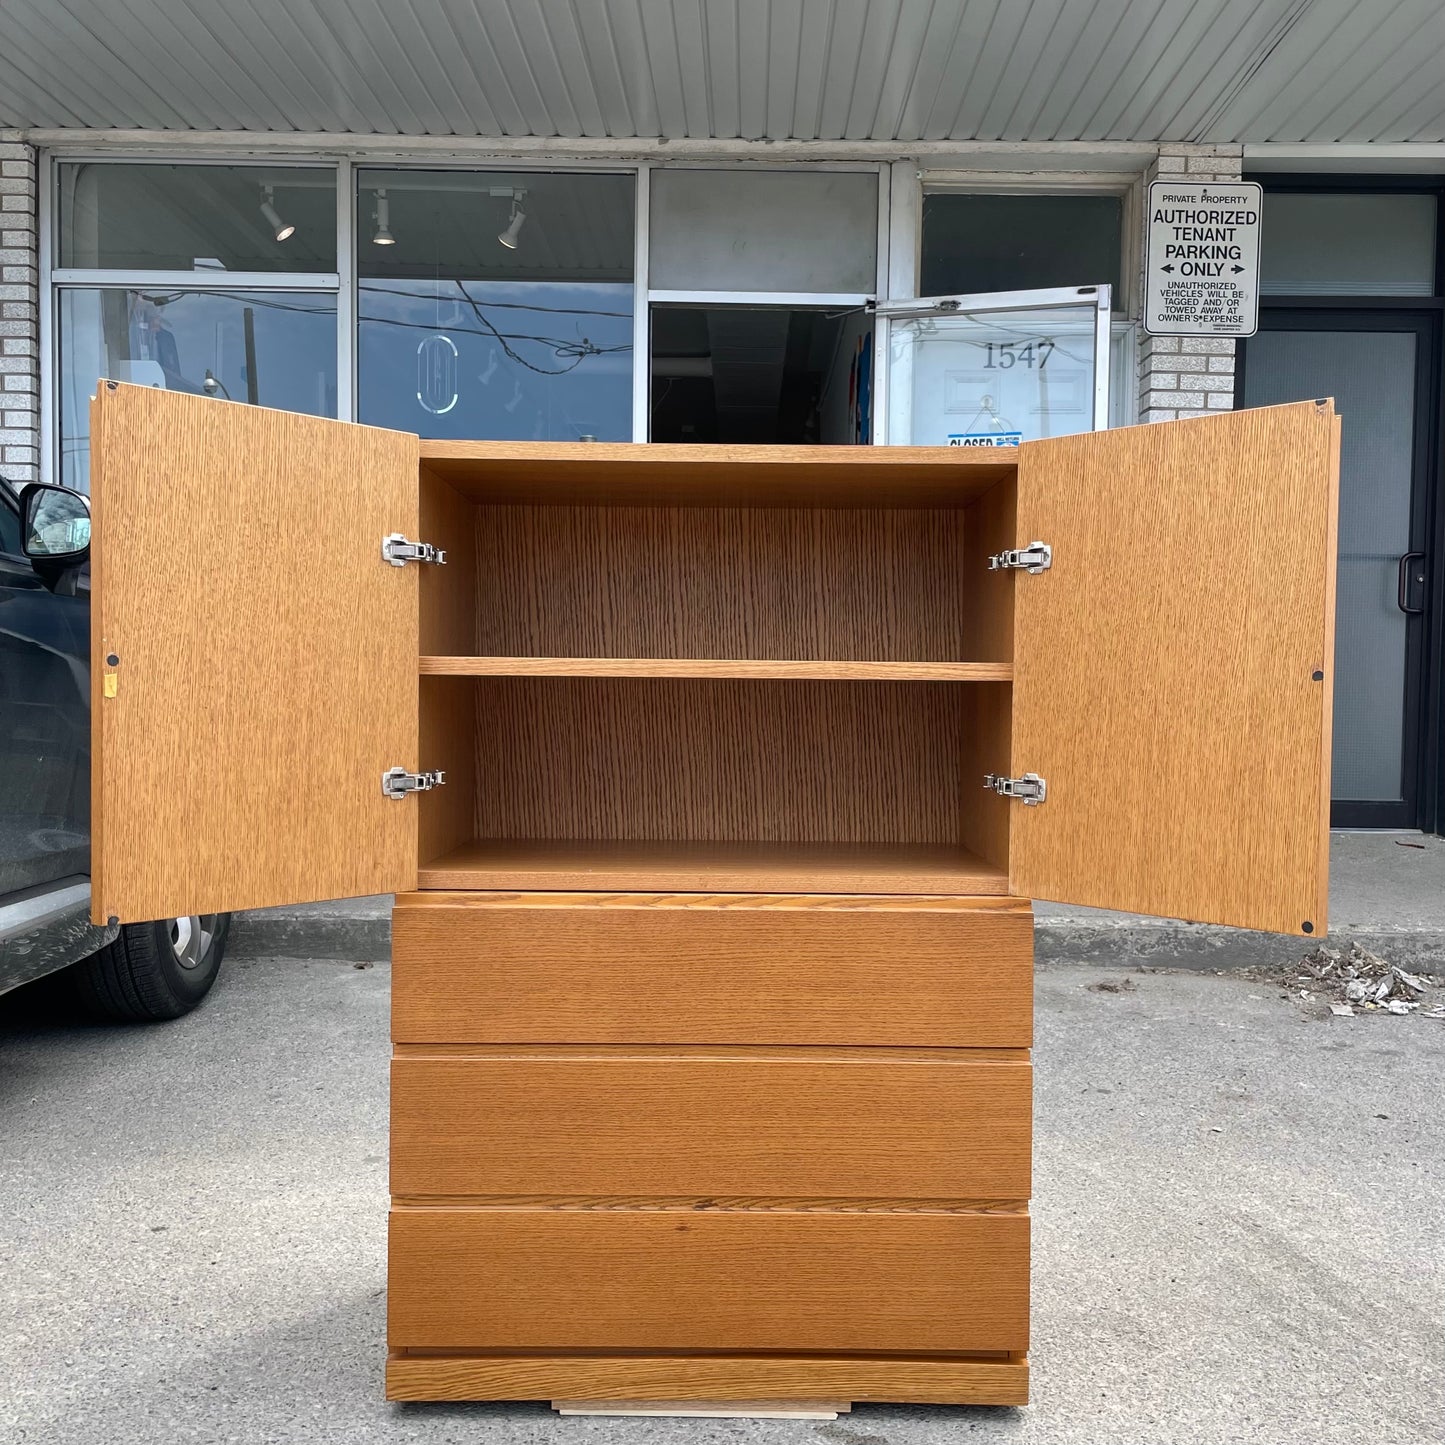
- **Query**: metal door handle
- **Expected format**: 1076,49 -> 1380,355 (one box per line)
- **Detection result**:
1398,552 -> 1426,614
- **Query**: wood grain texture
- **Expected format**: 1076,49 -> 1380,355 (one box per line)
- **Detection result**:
90,383 -> 419,924
390,1052 -> 1032,1198
417,467 -> 477,656
962,476 -> 1018,664
472,505 -> 977,662
419,440 -> 1015,508
384,1352 -> 1029,1405
391,892 -> 1032,1045
471,678 -> 967,844
959,683 -> 1014,874
421,657 -> 1013,681
1011,400 -> 1339,935
387,1209 -> 1029,1353
389,1195 -> 1028,1213
416,678 -> 478,867
416,840 -> 1006,894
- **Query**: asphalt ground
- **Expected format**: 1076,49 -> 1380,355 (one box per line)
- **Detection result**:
2,950 -> 1442,1445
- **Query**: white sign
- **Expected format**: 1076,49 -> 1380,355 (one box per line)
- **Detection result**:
1145,180 -> 1261,337
948,431 -> 1022,448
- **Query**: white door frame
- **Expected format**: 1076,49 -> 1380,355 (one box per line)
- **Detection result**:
871,283 -> 1113,444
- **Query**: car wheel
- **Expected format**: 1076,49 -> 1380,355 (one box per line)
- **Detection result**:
68,912 -> 230,1022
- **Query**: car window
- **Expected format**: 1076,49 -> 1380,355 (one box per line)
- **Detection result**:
0,485 -> 23,556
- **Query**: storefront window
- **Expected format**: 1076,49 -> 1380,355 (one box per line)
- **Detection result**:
356,170 -> 634,441
57,289 -> 337,491
649,169 -> 879,292
921,193 -> 1123,296
56,163 -> 337,273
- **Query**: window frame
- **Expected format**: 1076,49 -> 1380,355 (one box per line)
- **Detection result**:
908,171 -> 1140,427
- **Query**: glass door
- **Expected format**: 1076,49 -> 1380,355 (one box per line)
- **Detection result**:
874,285 -> 1112,446
1241,312 -> 1436,828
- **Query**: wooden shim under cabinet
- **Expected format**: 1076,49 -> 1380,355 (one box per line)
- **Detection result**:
552,1399 -> 850,1419
385,1352 -> 1029,1405
420,656 -> 1013,681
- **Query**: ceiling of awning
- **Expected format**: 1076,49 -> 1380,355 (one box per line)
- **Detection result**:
1,0 -> 1441,145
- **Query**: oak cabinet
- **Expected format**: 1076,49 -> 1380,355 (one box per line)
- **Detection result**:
89,383 -> 1339,1408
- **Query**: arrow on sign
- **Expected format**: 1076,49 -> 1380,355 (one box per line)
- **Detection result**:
1231,264 -> 1245,273
1160,264 -> 1175,273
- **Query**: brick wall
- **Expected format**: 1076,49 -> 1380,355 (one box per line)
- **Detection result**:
0,140 -> 37,482
1138,144 -> 1243,423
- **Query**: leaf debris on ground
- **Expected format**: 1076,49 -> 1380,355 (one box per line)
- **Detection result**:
1244,941 -> 1442,1020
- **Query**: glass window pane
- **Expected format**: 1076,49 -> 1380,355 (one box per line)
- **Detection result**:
58,289 -> 337,491
357,170 -> 634,441
57,164 -> 337,273
888,304 -> 1099,445
649,170 -> 878,292
1259,193 -> 1436,296
921,193 -> 1122,297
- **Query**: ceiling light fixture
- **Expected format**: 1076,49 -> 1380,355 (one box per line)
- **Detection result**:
259,185 -> 295,243
497,192 -> 527,250
372,188 -> 395,246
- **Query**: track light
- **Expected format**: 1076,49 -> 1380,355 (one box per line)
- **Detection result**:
260,186 -> 295,242
497,195 -> 526,250
372,189 -> 395,246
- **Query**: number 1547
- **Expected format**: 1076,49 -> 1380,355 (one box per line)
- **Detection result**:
984,340 -> 1054,369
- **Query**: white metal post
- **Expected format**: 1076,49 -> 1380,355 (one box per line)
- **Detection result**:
336,156 -> 355,422
1092,283 -> 1112,431
631,163 -> 650,442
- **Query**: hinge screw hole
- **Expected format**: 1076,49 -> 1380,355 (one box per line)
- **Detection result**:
1311,670 -> 1324,682
1301,921 -> 1314,934
106,653 -> 119,667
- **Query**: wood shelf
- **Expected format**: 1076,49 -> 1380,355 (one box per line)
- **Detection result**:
419,440 -> 1016,508
417,840 -> 1009,896
419,656 -> 1014,682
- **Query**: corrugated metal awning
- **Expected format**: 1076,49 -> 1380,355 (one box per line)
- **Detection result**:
1,0 -> 1442,145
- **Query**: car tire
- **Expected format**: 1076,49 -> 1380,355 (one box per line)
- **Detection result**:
68,913 -> 230,1022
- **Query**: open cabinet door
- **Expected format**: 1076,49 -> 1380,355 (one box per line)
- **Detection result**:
91,383 -> 421,924
1009,400 -> 1340,936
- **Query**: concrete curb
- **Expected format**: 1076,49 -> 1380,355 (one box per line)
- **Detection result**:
228,906 -> 1445,973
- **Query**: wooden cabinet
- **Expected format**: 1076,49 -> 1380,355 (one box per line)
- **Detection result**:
87,383 -> 1340,1409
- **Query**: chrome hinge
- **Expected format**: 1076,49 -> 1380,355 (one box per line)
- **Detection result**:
984,772 -> 1047,805
382,533 -> 447,567
382,767 -> 446,799
988,541 -> 1051,574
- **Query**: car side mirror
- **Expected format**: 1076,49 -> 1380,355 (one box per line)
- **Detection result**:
22,484 -> 91,565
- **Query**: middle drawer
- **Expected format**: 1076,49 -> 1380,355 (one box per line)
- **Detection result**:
391,1048 -> 1031,1200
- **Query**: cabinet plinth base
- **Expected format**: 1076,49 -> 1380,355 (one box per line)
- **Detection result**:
384,1352 -> 1029,1406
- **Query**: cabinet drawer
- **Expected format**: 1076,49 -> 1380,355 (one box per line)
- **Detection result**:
391,1049 -> 1031,1200
388,1207 -> 1029,1353
392,892 -> 1032,1047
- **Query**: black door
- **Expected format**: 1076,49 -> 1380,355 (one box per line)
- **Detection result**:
1240,311 -> 1437,829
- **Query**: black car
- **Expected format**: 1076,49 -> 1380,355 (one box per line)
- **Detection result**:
0,476 -> 229,1019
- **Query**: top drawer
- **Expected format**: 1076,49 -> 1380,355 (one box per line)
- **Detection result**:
392,892 -> 1032,1047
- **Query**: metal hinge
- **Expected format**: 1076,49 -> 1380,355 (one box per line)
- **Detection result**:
984,772 -> 1047,805
988,541 -> 1052,574
382,767 -> 446,799
382,533 -> 447,567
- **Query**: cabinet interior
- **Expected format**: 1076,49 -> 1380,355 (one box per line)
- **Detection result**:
415,445 -> 1019,893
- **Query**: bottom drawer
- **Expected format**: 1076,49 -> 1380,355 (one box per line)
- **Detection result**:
388,1207 -> 1029,1355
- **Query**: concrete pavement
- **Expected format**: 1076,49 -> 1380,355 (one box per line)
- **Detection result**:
3,947 -> 1442,1444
